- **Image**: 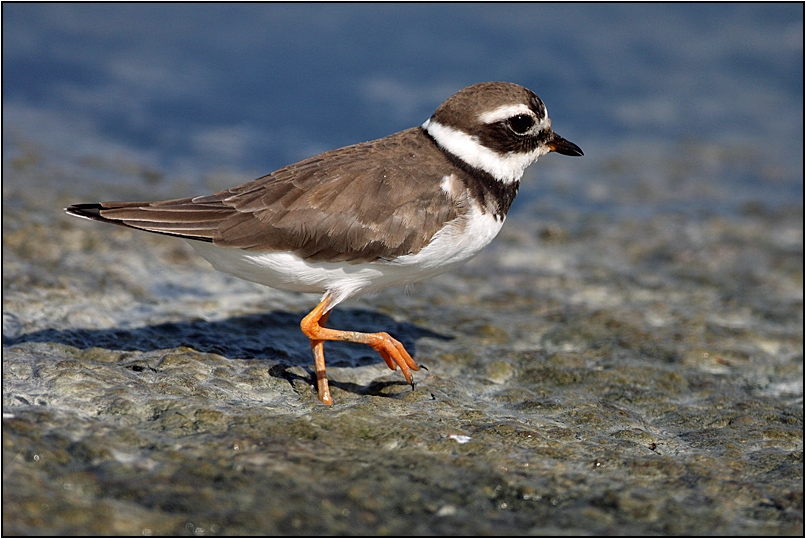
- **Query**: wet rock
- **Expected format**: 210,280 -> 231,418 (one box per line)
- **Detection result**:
2,144 -> 802,535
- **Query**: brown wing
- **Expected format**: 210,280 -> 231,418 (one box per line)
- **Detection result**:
66,128 -> 458,263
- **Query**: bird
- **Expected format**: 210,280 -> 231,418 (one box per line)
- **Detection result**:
66,81 -> 583,405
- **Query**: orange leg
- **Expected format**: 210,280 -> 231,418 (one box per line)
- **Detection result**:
309,310 -> 333,406
300,296 -> 420,405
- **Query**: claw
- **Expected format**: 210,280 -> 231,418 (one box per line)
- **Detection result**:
300,297 -> 420,404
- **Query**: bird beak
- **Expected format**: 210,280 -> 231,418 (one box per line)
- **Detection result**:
548,133 -> 584,156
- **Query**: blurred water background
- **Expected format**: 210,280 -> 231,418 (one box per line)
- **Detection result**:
4,3 -> 802,213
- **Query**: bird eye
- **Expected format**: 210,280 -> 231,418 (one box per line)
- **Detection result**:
507,114 -> 534,135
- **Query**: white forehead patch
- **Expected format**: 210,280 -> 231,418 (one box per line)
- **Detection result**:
477,103 -> 534,124
477,103 -> 551,134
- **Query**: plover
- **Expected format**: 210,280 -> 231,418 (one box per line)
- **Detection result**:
67,81 -> 583,405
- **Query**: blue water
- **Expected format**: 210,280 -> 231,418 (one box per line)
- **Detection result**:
3,3 -> 803,214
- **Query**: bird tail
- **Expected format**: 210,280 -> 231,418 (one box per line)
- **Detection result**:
64,199 -> 231,242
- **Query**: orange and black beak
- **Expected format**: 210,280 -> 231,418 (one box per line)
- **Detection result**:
549,133 -> 584,156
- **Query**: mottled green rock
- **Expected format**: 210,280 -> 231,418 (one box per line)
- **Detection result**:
3,142 -> 802,535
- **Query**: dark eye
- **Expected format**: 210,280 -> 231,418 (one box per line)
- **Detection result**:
507,114 -> 534,135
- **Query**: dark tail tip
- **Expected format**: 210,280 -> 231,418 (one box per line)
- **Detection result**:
65,203 -> 104,220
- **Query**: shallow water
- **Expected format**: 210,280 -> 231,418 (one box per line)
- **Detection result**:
3,4 -> 803,535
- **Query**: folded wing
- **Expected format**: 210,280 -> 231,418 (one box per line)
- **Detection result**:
66,128 -> 457,263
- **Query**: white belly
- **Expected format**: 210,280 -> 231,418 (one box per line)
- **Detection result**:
188,205 -> 504,307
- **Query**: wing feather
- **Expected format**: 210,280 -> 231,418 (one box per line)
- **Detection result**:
66,128 -> 459,263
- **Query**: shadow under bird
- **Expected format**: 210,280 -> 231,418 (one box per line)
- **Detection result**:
67,81 -> 583,405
